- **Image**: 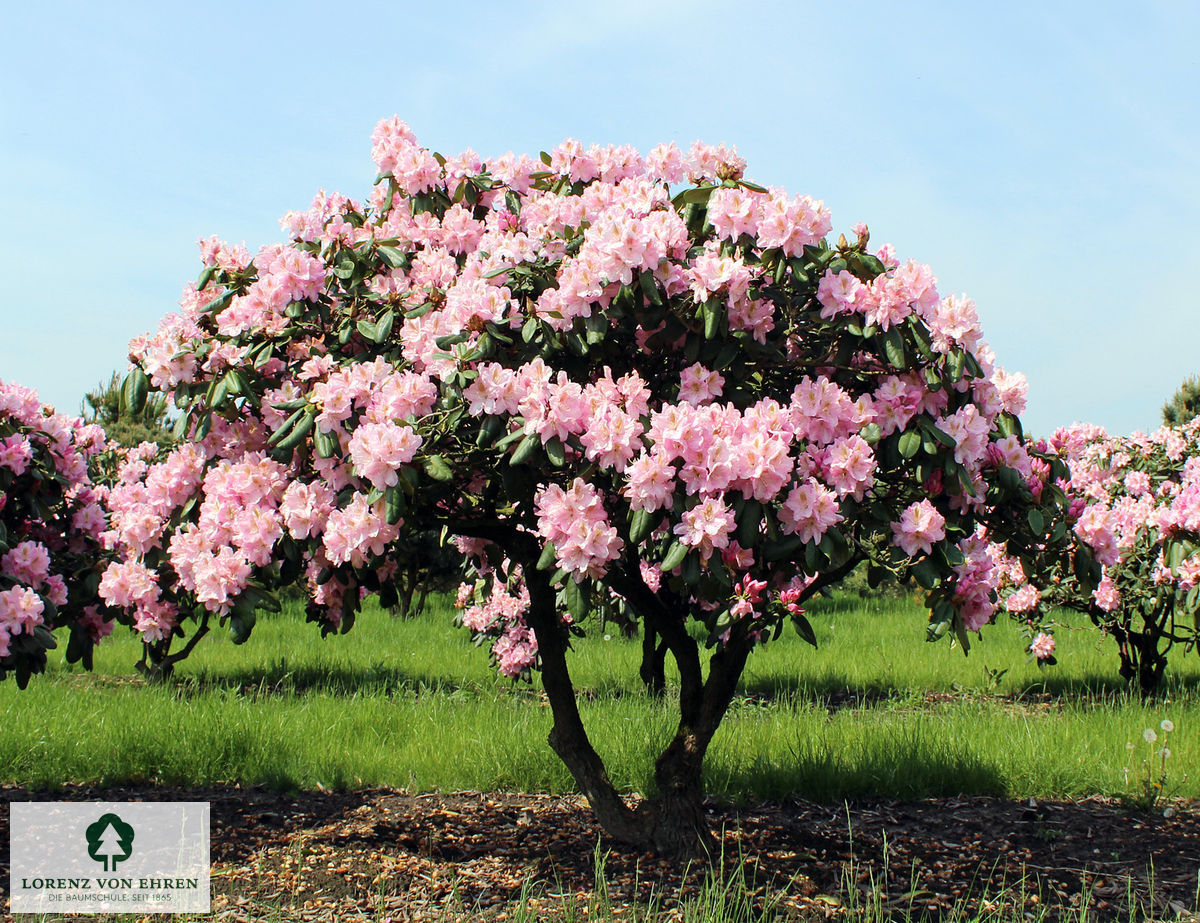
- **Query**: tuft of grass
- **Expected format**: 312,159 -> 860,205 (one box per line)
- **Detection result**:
15,842 -> 1191,922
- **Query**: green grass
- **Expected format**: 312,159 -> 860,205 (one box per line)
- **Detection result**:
2,592 -> 1198,803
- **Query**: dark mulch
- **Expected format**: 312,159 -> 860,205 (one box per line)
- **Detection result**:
2,786 -> 1197,921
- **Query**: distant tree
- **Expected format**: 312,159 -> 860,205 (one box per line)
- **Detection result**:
385,528 -> 461,619
81,372 -> 174,449
1163,375 -> 1200,427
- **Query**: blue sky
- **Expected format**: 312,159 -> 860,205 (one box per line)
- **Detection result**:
3,1 -> 1197,436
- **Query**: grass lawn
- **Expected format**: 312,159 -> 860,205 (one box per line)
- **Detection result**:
2,591 -> 1197,805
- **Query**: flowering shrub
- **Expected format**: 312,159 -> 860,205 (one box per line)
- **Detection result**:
1000,419 -> 1200,692
0,381 -> 111,686
107,119 -> 1078,852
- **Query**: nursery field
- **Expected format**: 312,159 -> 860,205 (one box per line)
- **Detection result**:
3,594 -> 1199,921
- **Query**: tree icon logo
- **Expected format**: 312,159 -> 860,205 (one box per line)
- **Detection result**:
85,813 -> 135,872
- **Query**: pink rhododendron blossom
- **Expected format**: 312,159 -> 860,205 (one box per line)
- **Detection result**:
0,586 -> 44,634
535,480 -> 623,578
1029,632 -> 1056,660
678,363 -> 724,405
348,422 -> 423,489
1005,584 -> 1040,613
1,541 -> 52,587
0,435 -> 32,475
777,480 -> 842,544
891,500 -> 946,557
674,497 -> 736,563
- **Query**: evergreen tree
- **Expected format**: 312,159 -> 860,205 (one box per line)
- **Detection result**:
81,371 -> 174,448
1163,375 -> 1200,427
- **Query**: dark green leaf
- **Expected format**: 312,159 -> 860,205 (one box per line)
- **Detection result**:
313,427 -> 339,458
385,485 -> 405,524
671,185 -> 717,208
378,246 -> 408,269
564,578 -> 589,619
911,558 -> 941,589
509,433 -> 540,466
661,541 -> 689,572
545,437 -> 566,467
435,332 -> 469,350
792,613 -> 818,648
272,409 -> 315,450
639,270 -> 663,306
629,509 -> 654,545
424,455 -> 453,481
897,430 -> 921,459
881,328 -> 906,368
765,535 -> 805,562
120,368 -> 150,416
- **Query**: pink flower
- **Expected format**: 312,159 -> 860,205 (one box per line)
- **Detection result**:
98,559 -> 161,610
535,479 -> 623,579
1005,584 -> 1040,613
891,500 -> 946,557
1093,574 -> 1120,611
825,435 -> 876,499
1029,632 -> 1056,660
322,493 -> 401,567
623,453 -> 676,513
778,479 -> 842,544
673,497 -> 736,563
678,363 -> 724,405
348,422 -> 423,489
0,434 -> 32,475
80,605 -> 113,643
816,270 -> 865,319
1,541 -> 52,586
0,586 -> 44,633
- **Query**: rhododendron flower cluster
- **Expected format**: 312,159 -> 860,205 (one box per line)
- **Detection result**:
457,572 -> 537,678
0,380 -> 111,684
1029,631 -> 1056,661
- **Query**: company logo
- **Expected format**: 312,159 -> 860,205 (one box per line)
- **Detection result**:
85,812 -> 135,872
10,802 -> 210,914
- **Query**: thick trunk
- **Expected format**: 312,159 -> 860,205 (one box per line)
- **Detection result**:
458,523 -> 751,856
630,639 -> 753,856
395,576 -> 415,619
637,736 -> 712,854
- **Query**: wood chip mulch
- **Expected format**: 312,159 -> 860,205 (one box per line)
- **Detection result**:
2,786 -> 1197,921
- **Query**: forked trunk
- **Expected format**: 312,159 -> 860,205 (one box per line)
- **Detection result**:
522,565 -> 757,855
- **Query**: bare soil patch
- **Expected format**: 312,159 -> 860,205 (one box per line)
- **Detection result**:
2,786 -> 1196,920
